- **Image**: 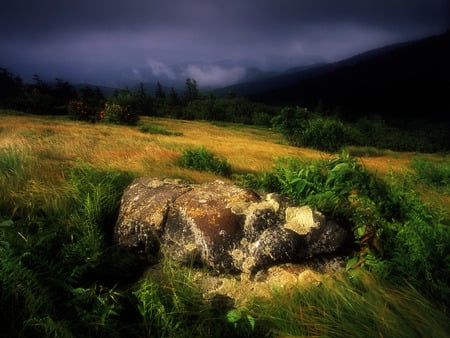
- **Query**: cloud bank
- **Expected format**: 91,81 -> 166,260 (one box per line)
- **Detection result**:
1,0 -> 448,86
182,65 -> 247,87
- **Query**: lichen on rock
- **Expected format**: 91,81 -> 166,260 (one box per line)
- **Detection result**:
114,178 -> 349,273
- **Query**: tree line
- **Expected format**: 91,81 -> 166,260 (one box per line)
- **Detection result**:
1,67 -> 448,152
0,68 -> 277,126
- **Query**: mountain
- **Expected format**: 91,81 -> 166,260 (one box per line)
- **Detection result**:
219,32 -> 450,123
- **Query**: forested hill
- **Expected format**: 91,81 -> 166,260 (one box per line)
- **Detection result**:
219,31 -> 450,123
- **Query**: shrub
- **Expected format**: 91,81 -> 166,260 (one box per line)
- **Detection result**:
272,107 -> 449,153
179,146 -> 232,177
102,102 -> 139,125
68,100 -> 93,121
300,117 -> 348,152
272,107 -> 348,152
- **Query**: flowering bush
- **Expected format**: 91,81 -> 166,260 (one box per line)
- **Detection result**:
67,100 -> 103,122
68,100 -> 90,120
102,103 -> 139,125
68,100 -> 139,125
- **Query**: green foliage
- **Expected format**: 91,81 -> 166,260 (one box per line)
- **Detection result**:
110,86 -> 153,116
411,157 -> 450,194
226,308 -> 256,333
237,153 -> 450,305
102,102 -> 139,125
133,266 -> 206,337
133,259 -> 260,337
273,107 -> 449,153
179,146 -> 232,177
344,145 -> 391,157
0,160 -> 139,337
140,123 -> 183,136
272,106 -> 347,152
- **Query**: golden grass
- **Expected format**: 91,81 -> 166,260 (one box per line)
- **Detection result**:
0,113 -> 443,184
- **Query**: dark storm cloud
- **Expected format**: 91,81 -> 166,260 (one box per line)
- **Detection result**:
1,0 -> 448,85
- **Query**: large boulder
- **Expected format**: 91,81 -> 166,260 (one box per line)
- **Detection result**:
114,178 -> 348,273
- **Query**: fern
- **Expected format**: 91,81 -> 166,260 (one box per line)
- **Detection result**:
0,245 -> 54,337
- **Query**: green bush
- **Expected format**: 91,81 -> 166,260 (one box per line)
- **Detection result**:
102,102 -> 139,125
272,107 -> 449,153
179,146 -> 232,177
272,107 -> 348,152
300,117 -> 348,152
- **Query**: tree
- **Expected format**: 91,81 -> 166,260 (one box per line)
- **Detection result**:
0,68 -> 23,108
135,82 -> 153,116
166,87 -> 180,106
155,82 -> 165,99
183,78 -> 199,104
53,78 -> 77,106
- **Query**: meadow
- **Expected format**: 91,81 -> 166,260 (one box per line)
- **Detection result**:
1,111 -> 449,337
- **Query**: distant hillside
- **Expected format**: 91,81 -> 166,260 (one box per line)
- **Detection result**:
220,32 -> 450,123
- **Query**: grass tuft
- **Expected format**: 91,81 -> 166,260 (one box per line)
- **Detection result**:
179,146 -> 232,177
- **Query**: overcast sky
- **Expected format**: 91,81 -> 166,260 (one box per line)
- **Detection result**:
1,0 -> 448,87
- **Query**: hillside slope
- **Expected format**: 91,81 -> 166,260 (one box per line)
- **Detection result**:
220,32 -> 450,123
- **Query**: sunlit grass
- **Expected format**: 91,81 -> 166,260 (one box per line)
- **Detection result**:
252,270 -> 450,338
1,114 -> 424,180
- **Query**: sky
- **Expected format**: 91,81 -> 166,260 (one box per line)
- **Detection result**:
1,0 -> 449,88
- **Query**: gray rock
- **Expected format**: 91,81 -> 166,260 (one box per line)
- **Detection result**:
114,178 -> 348,273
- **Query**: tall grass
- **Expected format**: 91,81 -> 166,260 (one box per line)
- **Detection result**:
133,258 -> 259,337
0,145 -> 75,226
0,148 -> 140,336
411,157 -> 450,194
252,271 -> 450,338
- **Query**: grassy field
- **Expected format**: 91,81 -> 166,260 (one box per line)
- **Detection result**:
0,114 -> 427,176
1,112 -> 449,337
2,113 -> 447,211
